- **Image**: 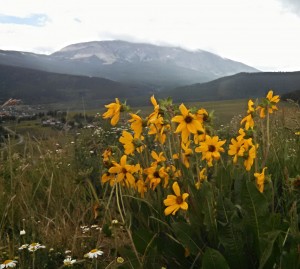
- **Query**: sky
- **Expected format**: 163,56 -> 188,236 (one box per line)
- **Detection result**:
0,0 -> 300,71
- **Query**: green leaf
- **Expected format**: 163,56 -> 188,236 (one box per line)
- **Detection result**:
194,181 -> 218,243
258,231 -> 280,269
201,248 -> 230,269
132,228 -> 156,254
241,180 -> 269,238
171,222 -> 202,255
217,196 -> 248,269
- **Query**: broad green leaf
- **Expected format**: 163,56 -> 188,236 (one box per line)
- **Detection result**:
217,196 -> 248,269
171,222 -> 202,255
259,230 -> 281,269
201,247 -> 230,269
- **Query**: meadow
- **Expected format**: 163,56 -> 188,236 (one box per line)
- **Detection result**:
0,94 -> 299,268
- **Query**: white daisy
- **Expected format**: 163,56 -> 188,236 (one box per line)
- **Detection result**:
1,260 -> 17,268
84,248 -> 104,259
28,242 -> 46,252
63,257 -> 76,266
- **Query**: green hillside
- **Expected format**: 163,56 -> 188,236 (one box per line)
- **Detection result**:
160,71 -> 300,102
0,64 -> 151,106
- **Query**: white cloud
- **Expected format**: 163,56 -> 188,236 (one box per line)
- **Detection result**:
0,0 -> 300,70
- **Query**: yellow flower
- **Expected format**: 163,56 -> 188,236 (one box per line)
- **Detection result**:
136,179 -> 147,198
240,114 -> 254,130
108,155 -> 138,187
119,130 -> 144,155
148,115 -> 169,144
195,168 -> 207,190
164,182 -> 189,215
254,167 -> 267,193
144,164 -> 169,189
180,141 -> 193,168
116,257 -> 125,264
295,131 -> 300,136
128,113 -> 144,138
266,90 -> 280,104
195,135 -> 226,167
172,103 -> 203,143
228,137 -> 246,163
101,172 -> 115,186
193,129 -> 206,144
256,90 -> 280,118
237,128 -> 246,140
247,99 -> 255,114
102,148 -> 112,167
102,98 -> 122,126
151,151 -> 166,164
244,144 -> 257,171
196,108 -> 209,123
148,95 -> 160,123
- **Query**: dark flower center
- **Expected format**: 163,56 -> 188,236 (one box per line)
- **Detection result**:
122,168 -> 127,174
208,145 -> 216,152
185,115 -> 193,124
203,114 -> 209,122
176,196 -> 183,204
153,171 -> 160,178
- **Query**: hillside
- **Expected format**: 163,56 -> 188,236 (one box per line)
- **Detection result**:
0,64 -> 151,106
0,40 -> 258,89
160,72 -> 300,102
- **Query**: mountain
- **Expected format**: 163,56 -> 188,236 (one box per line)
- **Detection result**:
281,89 -> 300,103
160,71 -> 300,102
0,40 -> 258,89
0,64 -> 151,107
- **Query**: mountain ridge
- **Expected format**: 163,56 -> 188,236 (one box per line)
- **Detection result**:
0,40 -> 259,89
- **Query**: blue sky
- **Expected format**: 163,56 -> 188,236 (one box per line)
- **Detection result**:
0,0 -> 300,71
0,14 -> 48,26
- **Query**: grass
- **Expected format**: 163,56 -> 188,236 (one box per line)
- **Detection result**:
0,97 -> 299,268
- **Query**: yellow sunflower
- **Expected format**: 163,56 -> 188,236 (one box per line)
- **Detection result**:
108,155 -> 138,187
164,182 -> 189,216
240,114 -> 254,130
128,113 -> 144,138
144,164 -> 169,189
119,130 -> 144,155
254,167 -> 267,193
256,90 -> 280,118
244,144 -> 257,171
195,135 -> 226,167
172,104 -> 203,143
195,168 -> 207,190
102,98 -> 122,126
228,137 -> 246,163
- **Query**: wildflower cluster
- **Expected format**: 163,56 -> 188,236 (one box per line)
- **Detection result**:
101,90 -> 280,219
101,96 -> 222,218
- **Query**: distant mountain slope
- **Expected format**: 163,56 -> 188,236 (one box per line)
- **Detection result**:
281,89 -> 300,103
0,64 -> 150,106
0,40 -> 259,89
160,72 -> 300,102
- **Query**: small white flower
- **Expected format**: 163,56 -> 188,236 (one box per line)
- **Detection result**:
65,250 -> 72,254
19,244 -> 29,250
84,248 -> 104,259
20,229 -> 26,235
28,242 -> 46,252
63,257 -> 76,266
112,219 -> 118,225
0,260 -> 17,268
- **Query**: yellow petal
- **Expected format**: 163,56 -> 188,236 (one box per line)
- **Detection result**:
172,182 -> 181,196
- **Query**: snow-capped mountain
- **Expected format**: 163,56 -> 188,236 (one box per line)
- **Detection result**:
0,40 -> 259,89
